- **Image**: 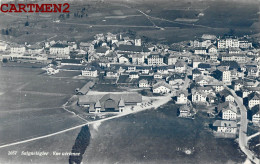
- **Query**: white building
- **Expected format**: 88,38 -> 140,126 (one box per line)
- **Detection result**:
176,90 -> 188,104
192,90 -> 207,103
139,79 -> 150,88
218,38 -> 239,49
153,81 -> 172,94
222,70 -> 231,85
10,45 -> 26,54
213,120 -> 237,134
50,44 -> 70,58
82,67 -> 98,77
220,102 -> 237,120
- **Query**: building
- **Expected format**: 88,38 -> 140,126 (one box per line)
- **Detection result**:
218,102 -> 237,120
222,54 -> 246,63
147,53 -> 164,65
118,55 -> 130,64
248,92 -> 260,109
50,44 -> 70,59
252,110 -> 260,124
152,81 -> 172,94
192,90 -> 207,103
178,105 -> 191,118
175,61 -> 186,73
78,93 -> 142,113
0,42 -> 8,51
139,79 -> 150,88
239,40 -> 252,49
219,89 -> 234,102
167,54 -> 178,65
135,36 -> 142,46
217,38 -> 239,49
192,69 -> 202,80
132,54 -> 145,65
222,70 -> 231,85
194,47 -> 207,55
207,45 -> 218,54
194,76 -> 208,86
61,59 -> 82,66
212,120 -> 237,134
10,45 -> 26,54
176,90 -> 188,104
77,81 -> 95,95
227,47 -> 241,54
129,72 -> 139,79
82,67 -> 98,77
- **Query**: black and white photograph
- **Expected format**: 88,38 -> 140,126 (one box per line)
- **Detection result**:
0,0 -> 259,163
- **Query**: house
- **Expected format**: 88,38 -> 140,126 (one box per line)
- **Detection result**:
219,89 -> 234,102
239,40 -> 252,49
105,71 -> 119,78
139,79 -> 150,88
129,72 -> 139,79
116,45 -> 149,54
194,47 -> 207,55
138,66 -> 153,75
82,66 -> 98,77
50,44 -> 70,58
222,54 -> 246,63
176,90 -> 188,104
192,69 -> 202,80
194,76 -> 208,86
175,61 -> 186,73
10,44 -> 26,54
118,55 -> 130,64
242,87 -> 260,98
152,81 -> 172,94
132,54 -> 144,65
147,53 -> 164,66
192,89 -> 207,103
153,72 -> 163,79
78,92 -> 142,113
222,70 -> 231,85
127,66 -> 136,72
167,54 -> 178,65
248,92 -> 260,109
232,79 -> 244,91
252,107 -> 260,124
156,66 -> 169,74
218,102 -> 237,120
212,120 -> 237,134
95,46 -> 110,56
207,45 -> 217,54
197,86 -> 214,95
217,37 -> 239,49
0,42 -> 7,51
27,44 -> 44,54
198,63 -> 211,71
178,105 -> 191,118
228,47 -> 241,54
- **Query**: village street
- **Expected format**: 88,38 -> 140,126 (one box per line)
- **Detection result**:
225,86 -> 260,164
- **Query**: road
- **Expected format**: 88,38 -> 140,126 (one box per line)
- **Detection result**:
225,86 -> 260,164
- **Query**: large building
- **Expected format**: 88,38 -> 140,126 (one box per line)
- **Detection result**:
10,45 -> 26,54
50,44 -> 70,58
78,93 -> 142,113
218,38 -> 239,49
222,70 -> 231,85
147,53 -> 164,66
213,120 -> 237,134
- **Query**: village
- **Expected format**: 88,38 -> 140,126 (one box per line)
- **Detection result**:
0,31 -> 260,162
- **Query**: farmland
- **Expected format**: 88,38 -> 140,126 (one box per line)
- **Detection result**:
0,0 -> 259,44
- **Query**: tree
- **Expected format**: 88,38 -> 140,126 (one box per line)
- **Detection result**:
25,21 -> 29,26
2,58 -> 8,63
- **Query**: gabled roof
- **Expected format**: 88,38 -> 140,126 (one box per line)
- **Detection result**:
153,81 -> 172,90
213,120 -> 237,128
218,101 -> 237,113
117,45 -> 149,52
198,63 -> 211,69
248,92 -> 260,101
192,68 -> 202,74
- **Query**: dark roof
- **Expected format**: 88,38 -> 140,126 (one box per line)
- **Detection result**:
147,53 -> 163,58
77,81 -> 95,95
96,47 -> 108,53
117,45 -> 149,52
61,59 -> 81,64
220,61 -> 240,69
52,43 -> 68,48
198,63 -> 211,69
192,68 -> 202,74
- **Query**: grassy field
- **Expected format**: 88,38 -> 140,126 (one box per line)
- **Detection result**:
0,101 -> 246,163
0,0 -> 259,44
0,66 -> 86,147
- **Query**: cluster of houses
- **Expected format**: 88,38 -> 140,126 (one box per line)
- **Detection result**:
1,32 -> 260,131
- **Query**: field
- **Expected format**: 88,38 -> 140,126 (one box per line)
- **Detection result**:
0,66 -> 86,146
0,0 -> 259,44
0,101 -> 246,164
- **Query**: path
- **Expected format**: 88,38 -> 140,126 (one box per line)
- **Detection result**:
225,86 -> 259,164
0,92 -> 174,149
247,132 -> 260,142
